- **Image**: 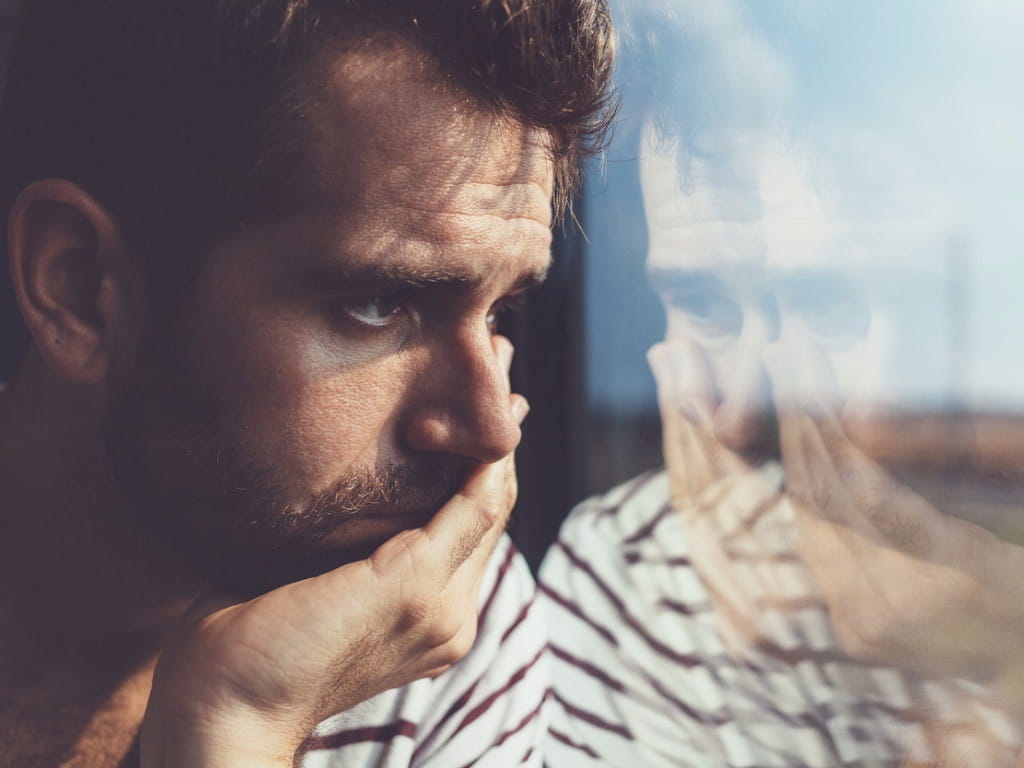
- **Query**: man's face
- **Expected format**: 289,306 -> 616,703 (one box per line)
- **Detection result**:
641,126 -> 954,466
103,45 -> 553,597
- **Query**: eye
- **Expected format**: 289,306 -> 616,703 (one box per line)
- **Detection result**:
664,289 -> 744,339
335,295 -> 406,328
786,284 -> 870,347
486,293 -> 528,335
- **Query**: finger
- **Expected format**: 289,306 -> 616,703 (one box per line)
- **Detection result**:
712,461 -> 785,539
764,341 -> 814,496
792,337 -> 899,514
766,342 -> 857,527
692,463 -> 782,545
423,452 -> 517,578
451,448 -> 518,594
662,338 -> 748,487
685,513 -> 762,632
813,408 -> 942,556
789,337 -> 946,558
765,346 -> 862,595
650,342 -> 715,504
654,338 -> 717,422
793,334 -> 842,415
431,393 -> 525,582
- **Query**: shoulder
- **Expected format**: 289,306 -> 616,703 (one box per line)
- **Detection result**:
538,472 -> 712,768
548,468 -> 671,558
538,468 -> 676,608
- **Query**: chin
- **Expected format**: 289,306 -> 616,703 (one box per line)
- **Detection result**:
201,509 -> 439,599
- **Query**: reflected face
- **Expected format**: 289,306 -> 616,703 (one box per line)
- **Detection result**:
103,44 -> 553,597
641,126 -> 953,461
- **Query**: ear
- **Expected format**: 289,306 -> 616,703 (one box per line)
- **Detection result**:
7,179 -> 134,385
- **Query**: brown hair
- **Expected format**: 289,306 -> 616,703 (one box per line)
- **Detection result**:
0,0 -> 617,374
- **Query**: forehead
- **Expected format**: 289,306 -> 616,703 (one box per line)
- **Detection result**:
300,41 -> 554,281
640,124 -> 824,275
639,123 -> 944,280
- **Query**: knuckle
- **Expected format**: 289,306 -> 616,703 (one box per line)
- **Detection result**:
445,630 -> 476,662
399,592 -> 438,632
439,621 -> 478,664
422,613 -> 464,650
477,498 -> 502,529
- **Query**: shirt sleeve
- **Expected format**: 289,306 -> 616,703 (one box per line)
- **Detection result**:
407,534 -> 551,768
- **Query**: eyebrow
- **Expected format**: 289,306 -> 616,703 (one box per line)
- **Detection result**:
290,261 -> 550,297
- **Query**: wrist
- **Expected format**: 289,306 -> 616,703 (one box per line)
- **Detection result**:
141,696 -> 302,768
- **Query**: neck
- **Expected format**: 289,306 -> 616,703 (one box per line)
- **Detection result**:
0,354 -> 199,764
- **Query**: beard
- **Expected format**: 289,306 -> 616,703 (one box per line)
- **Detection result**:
101,312 -> 464,599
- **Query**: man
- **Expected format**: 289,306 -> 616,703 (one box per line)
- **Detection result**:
541,2 -> 1024,766
0,1 -> 615,765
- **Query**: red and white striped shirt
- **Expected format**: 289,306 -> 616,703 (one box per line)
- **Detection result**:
538,470 -> 953,768
301,534 -> 549,767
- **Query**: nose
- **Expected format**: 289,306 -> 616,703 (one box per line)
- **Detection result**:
712,305 -> 779,460
400,330 -> 521,464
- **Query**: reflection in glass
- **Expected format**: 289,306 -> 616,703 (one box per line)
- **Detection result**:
542,2 -> 1024,766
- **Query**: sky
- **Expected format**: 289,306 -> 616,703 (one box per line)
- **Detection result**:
585,0 -> 1024,413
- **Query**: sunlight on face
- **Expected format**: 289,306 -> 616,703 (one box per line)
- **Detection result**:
105,41 -> 554,596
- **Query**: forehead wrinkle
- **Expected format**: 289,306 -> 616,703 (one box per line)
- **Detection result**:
360,129 -> 554,218
346,176 -> 553,229
295,38 -> 555,299
313,45 -> 555,207
398,210 -> 553,267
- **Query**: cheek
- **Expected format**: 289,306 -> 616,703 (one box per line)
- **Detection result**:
246,375 -> 395,487
196,317 -> 411,493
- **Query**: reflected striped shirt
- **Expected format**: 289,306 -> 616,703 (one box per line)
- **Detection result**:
538,470 -> 940,768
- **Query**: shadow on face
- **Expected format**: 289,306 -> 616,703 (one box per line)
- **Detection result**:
101,40 -> 555,598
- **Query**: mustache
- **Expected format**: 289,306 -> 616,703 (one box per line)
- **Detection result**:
302,460 -> 467,526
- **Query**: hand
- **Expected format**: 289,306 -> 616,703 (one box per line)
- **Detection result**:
766,337 -> 1024,758
648,339 -> 821,655
140,337 -> 527,768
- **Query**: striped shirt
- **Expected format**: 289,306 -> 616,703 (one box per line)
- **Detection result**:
301,534 -> 549,767
536,470 -> 1000,768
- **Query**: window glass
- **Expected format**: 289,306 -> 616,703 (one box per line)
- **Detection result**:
556,1 -> 1024,763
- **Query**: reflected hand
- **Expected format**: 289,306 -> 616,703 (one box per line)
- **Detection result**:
649,339 -> 821,654
140,338 -> 526,768
767,337 -> 1024,757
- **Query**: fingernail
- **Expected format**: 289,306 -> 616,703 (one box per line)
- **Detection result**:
512,397 -> 530,424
